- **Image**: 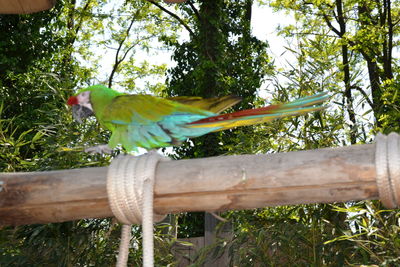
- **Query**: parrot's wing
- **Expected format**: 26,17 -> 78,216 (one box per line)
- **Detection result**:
102,94 -> 215,125
101,95 -> 217,150
167,95 -> 241,113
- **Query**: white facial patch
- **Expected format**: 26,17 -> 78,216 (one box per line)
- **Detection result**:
77,91 -> 93,111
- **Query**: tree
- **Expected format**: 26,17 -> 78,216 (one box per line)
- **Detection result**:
270,0 -> 400,141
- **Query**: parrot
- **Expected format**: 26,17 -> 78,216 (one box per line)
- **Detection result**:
67,84 -> 329,153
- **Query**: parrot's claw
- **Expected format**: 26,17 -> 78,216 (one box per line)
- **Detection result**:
84,144 -> 113,154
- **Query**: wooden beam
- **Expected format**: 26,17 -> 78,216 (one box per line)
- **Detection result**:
0,0 -> 55,14
0,143 -> 380,226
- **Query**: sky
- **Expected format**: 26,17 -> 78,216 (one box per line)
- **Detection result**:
252,5 -> 294,68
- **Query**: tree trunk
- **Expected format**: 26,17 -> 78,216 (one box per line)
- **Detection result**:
336,0 -> 357,144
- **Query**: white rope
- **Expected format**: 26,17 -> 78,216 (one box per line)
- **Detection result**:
375,133 -> 399,208
107,151 -> 168,267
387,133 -> 400,206
117,224 -> 132,266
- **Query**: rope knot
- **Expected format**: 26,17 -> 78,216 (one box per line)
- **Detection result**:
107,151 -> 169,267
107,151 -> 167,224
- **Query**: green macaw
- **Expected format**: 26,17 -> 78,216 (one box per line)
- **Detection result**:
67,84 -> 329,152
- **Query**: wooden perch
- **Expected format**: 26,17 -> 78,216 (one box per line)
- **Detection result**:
0,132 -> 399,226
0,0 -> 55,14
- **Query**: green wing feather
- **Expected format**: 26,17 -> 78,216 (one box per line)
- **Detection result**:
102,95 -> 215,124
166,95 -> 241,113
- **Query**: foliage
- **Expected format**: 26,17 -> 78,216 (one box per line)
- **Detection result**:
0,219 -> 179,266
269,0 -> 400,142
217,202 -> 400,266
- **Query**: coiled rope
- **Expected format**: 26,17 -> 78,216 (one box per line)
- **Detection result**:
107,151 -> 168,267
375,132 -> 400,208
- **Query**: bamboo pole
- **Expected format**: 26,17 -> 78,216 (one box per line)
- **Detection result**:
0,141 -> 385,226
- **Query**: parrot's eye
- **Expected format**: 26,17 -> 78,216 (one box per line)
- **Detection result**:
77,91 -> 91,104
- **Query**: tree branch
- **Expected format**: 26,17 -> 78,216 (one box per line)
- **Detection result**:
385,0 -> 393,79
146,0 -> 194,36
188,0 -> 201,22
350,85 -> 375,110
322,13 -> 342,36
108,10 -> 140,88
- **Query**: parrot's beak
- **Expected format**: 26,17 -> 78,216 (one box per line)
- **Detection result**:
72,104 -> 94,123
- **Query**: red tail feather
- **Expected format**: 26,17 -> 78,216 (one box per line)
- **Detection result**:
189,105 -> 280,125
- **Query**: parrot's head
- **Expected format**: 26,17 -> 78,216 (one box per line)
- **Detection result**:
67,89 -> 94,123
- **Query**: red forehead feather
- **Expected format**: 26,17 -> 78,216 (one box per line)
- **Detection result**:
67,96 -> 78,106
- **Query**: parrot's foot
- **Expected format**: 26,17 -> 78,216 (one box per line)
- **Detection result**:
84,144 -> 113,154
